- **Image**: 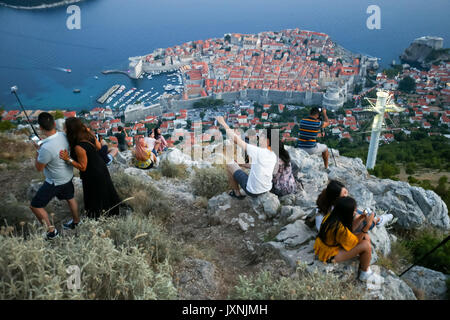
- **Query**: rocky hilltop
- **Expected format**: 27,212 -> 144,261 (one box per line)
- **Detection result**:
114,145 -> 448,300
1,133 -> 448,300
400,36 -> 449,69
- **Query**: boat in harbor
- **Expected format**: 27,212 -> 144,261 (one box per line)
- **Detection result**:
73,88 -> 81,93
164,84 -> 175,91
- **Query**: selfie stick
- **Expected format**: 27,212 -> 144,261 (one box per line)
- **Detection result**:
10,86 -> 40,139
398,235 -> 449,277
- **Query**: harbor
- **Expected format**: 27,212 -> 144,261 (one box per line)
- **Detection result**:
97,84 -> 120,104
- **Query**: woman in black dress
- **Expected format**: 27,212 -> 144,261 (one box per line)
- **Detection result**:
59,117 -> 121,219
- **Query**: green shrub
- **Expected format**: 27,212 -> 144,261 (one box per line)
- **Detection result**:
0,218 -> 177,300
405,229 -> 449,274
376,240 -> 413,274
0,120 -> 16,132
160,161 -> 187,179
229,264 -> 362,300
106,215 -> 184,265
111,172 -> 171,220
191,166 -> 229,199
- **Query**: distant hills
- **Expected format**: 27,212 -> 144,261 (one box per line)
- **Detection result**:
0,0 -> 85,9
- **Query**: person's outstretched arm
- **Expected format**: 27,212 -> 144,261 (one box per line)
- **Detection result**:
321,109 -> 330,128
216,116 -> 247,151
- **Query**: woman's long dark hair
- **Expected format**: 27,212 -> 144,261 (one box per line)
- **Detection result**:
317,196 -> 356,247
278,140 -> 291,166
316,180 -> 346,214
65,117 -> 95,154
153,127 -> 161,140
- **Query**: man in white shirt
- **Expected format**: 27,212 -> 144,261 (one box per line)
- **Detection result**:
216,116 -> 277,199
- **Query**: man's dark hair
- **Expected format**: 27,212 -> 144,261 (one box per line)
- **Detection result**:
38,112 -> 55,131
259,128 -> 272,147
118,126 -> 123,132
310,107 -> 320,116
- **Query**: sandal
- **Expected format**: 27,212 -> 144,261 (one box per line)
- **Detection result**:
229,190 -> 245,200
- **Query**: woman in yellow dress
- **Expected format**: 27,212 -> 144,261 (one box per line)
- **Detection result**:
314,196 -> 383,282
134,136 -> 157,170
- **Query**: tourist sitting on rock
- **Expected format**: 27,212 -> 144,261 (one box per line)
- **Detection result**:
97,134 -> 118,166
215,116 -> 277,200
114,126 -> 129,152
154,127 -> 168,154
315,180 -> 394,232
271,140 -> 297,196
297,107 -> 330,169
314,196 -> 383,283
134,136 -> 157,170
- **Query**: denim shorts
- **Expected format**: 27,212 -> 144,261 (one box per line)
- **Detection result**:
31,180 -> 74,208
233,169 -> 258,197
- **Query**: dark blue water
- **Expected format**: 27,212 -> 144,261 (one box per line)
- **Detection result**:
1,0 -> 449,111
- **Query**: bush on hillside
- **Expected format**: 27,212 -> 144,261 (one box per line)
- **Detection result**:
191,166 -> 229,199
404,229 -> 449,274
229,264 -> 362,300
160,160 -> 188,179
111,172 -> 171,221
0,218 -> 177,300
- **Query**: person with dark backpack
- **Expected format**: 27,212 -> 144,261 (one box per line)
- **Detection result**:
271,140 -> 297,196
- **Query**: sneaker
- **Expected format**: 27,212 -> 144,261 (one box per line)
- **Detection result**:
359,268 -> 384,288
63,219 -> 81,230
376,214 -> 394,227
46,228 -> 59,240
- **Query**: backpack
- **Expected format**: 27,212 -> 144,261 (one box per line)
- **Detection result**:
272,161 -> 297,196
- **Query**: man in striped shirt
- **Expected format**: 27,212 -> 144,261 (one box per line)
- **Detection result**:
297,107 -> 330,169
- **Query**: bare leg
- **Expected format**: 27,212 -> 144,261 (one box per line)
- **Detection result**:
322,149 -> 329,169
108,147 -> 118,158
66,198 -> 80,224
30,206 -> 54,232
332,236 -> 372,271
226,163 -> 241,196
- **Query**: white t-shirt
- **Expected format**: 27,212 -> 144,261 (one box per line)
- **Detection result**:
144,137 -> 156,151
37,132 -> 73,186
245,143 -> 277,194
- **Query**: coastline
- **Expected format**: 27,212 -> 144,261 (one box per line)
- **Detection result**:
0,0 -> 84,10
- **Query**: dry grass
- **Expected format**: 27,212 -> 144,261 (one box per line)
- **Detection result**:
0,134 -> 35,166
160,161 -> 188,179
0,217 -> 177,299
229,263 -> 363,300
376,241 -> 413,275
111,172 -> 172,222
191,166 -> 229,199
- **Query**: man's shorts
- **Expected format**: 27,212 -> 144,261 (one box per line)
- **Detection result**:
31,180 -> 75,208
232,169 -> 258,198
301,143 -> 328,155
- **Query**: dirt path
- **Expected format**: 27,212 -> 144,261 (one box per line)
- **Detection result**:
156,178 -> 278,299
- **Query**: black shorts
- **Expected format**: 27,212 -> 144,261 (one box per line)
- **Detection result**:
118,144 -> 127,152
31,180 -> 75,208
233,169 -> 259,197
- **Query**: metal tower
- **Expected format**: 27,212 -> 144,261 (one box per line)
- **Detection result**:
364,90 -> 405,170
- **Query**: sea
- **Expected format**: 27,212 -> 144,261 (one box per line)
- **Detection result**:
0,0 -> 449,111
